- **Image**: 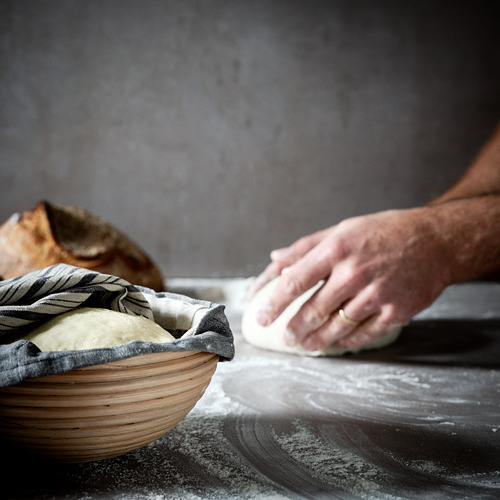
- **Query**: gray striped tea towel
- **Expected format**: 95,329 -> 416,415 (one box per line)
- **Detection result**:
0,264 -> 234,387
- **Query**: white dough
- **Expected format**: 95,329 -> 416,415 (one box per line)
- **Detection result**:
241,277 -> 401,357
22,307 -> 175,351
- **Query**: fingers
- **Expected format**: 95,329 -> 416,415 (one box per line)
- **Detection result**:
335,313 -> 405,350
283,278 -> 406,351
286,281 -> 371,350
301,306 -> 372,351
279,273 -> 358,346
256,243 -> 336,328
247,229 -> 331,299
252,240 -> 403,352
300,298 -> 406,352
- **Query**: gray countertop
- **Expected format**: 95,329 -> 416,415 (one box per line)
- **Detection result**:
3,280 -> 500,500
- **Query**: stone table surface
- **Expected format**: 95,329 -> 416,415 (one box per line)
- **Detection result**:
3,281 -> 500,500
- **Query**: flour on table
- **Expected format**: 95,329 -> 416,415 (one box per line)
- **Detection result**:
241,277 -> 401,357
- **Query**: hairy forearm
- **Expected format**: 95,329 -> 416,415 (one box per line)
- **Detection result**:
426,124 -> 500,281
424,195 -> 500,282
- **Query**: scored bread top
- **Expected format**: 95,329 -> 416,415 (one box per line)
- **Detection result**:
0,201 -> 164,291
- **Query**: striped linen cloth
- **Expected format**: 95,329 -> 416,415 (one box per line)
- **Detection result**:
0,264 -> 234,387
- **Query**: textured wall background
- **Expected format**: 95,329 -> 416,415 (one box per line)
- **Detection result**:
1,0 -> 499,277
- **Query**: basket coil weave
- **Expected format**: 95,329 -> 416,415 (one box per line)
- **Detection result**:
0,350 -> 219,463
0,265 -> 234,463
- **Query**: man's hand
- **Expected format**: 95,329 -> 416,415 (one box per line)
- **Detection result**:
250,208 -> 454,352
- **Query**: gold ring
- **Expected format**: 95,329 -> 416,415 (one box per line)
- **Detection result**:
338,308 -> 360,326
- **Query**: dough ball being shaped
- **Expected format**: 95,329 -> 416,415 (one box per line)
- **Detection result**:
22,307 -> 175,352
241,277 -> 401,357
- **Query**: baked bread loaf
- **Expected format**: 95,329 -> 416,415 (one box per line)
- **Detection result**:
0,201 -> 165,291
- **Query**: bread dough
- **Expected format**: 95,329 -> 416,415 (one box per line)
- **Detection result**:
241,277 -> 401,357
22,307 -> 175,351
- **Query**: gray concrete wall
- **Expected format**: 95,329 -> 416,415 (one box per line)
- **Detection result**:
1,0 -> 499,277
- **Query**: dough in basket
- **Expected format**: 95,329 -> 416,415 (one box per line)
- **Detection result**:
22,307 -> 175,351
241,277 -> 401,357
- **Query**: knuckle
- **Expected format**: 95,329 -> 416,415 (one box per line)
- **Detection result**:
317,242 -> 337,263
301,302 -> 328,328
378,303 -> 404,326
293,235 -> 311,249
334,217 -> 354,235
279,273 -> 303,299
336,260 -> 364,289
360,282 -> 393,314
288,235 -> 315,258
365,287 -> 385,310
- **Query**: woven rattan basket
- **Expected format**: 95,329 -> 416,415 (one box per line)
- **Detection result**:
0,349 -> 218,463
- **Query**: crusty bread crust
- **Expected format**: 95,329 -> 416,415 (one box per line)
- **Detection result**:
0,201 -> 164,291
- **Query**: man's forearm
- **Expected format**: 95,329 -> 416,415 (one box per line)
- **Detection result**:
425,195 -> 500,282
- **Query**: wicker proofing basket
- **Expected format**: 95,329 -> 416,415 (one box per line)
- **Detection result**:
0,350 -> 218,463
